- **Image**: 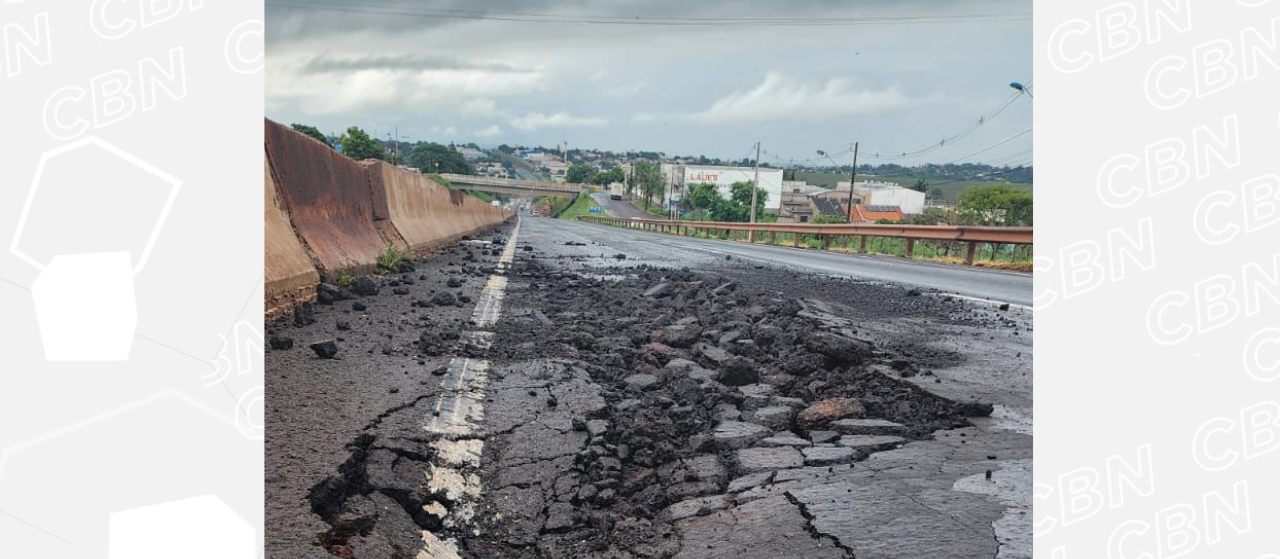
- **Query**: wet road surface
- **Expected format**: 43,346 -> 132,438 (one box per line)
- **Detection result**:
267,216 -> 1032,559
590,192 -> 651,220
535,216 -> 1032,307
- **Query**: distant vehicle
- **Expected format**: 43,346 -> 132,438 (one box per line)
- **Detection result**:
609,182 -> 624,200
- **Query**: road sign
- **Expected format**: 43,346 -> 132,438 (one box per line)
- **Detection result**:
589,206 -> 602,213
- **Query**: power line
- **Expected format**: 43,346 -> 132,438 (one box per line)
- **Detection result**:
944,128 -> 1032,164
864,85 -> 1030,161
265,1 -> 1030,27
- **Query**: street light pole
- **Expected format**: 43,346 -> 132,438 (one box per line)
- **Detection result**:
846,142 -> 859,222
749,142 -> 760,242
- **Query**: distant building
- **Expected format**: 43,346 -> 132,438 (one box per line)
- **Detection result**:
660,164 -> 785,211
775,182 -> 914,223
780,181 -> 817,222
835,181 -> 926,215
457,147 -> 485,161
853,204 -> 905,222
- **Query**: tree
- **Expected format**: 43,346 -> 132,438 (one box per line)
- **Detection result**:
911,207 -> 951,225
957,184 -> 1033,226
410,142 -> 472,175
291,123 -> 331,147
928,187 -> 944,200
685,183 -> 725,220
339,127 -> 385,161
911,178 -> 929,192
728,181 -> 768,222
594,166 -> 625,186
633,160 -> 664,207
565,163 -> 596,184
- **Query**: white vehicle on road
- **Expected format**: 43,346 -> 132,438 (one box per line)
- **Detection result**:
608,182 -> 624,200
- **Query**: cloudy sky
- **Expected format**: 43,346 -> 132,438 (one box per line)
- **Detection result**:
265,0 -> 1032,166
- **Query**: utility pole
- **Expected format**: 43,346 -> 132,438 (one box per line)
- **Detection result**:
749,142 -> 761,242
846,142 -> 859,222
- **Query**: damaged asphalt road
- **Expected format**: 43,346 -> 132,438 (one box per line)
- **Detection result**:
266,217 -> 1032,559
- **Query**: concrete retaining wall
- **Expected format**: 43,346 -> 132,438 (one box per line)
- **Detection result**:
376,162 -> 510,253
264,156 -> 320,314
264,119 -> 404,273
263,119 -> 511,313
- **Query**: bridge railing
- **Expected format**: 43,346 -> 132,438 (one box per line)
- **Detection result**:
576,215 -> 1032,265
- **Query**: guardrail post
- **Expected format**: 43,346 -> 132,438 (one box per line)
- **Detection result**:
858,235 -> 868,253
965,241 -> 977,265
793,233 -> 800,248
905,238 -> 915,258
821,234 -> 830,250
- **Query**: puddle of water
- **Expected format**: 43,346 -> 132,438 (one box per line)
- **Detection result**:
954,459 -> 1032,559
981,405 -> 1033,436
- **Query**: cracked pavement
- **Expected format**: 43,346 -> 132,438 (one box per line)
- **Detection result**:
266,216 -> 1031,558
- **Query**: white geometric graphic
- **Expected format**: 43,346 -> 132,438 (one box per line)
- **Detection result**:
108,495 -> 254,559
30,252 -> 137,360
10,136 -> 181,361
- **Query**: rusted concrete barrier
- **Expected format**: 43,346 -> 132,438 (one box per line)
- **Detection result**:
262,119 -> 511,312
264,156 -> 320,314
375,162 -> 511,253
264,119 -> 404,273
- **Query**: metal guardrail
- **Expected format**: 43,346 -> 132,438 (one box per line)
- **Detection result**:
576,215 -> 1032,264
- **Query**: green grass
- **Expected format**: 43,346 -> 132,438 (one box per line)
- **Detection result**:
633,198 -> 672,218
556,192 -> 598,219
468,190 -> 496,202
335,269 -> 358,288
431,174 -> 498,203
376,243 -> 409,273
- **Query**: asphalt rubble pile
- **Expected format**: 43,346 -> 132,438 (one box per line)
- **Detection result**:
453,259 -> 993,557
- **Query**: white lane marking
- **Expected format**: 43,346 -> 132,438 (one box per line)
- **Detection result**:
424,358 -> 490,437
418,219 -> 521,547
935,292 -> 1032,311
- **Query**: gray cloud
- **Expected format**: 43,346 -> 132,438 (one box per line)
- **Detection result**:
300,54 -> 517,75
266,0 -> 1032,163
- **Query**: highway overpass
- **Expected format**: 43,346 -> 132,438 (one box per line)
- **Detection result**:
437,173 -> 589,198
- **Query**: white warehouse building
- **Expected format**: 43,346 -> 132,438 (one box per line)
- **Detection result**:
661,164 -> 785,211
837,181 -> 926,215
